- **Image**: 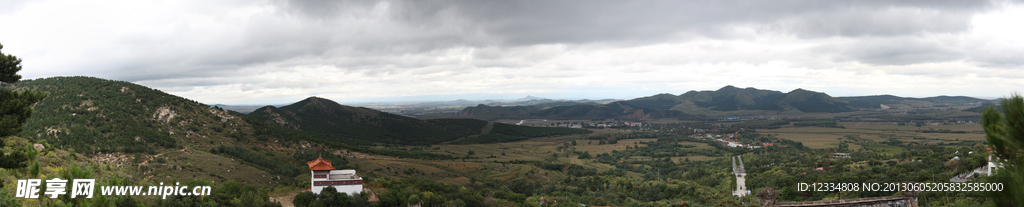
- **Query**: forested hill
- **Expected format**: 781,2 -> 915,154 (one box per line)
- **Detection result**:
4,76 -> 286,154
248,97 -> 491,145
664,86 -> 854,113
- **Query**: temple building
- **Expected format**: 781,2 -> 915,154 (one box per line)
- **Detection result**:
308,156 -> 363,195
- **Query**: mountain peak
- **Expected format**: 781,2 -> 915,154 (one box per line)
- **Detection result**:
303,96 -> 337,106
718,85 -> 739,91
789,88 -> 813,93
303,96 -> 331,102
280,96 -> 345,113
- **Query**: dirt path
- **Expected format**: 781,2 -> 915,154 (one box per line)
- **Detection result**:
270,189 -> 308,207
442,121 -> 495,144
481,121 -> 494,134
733,155 -> 748,196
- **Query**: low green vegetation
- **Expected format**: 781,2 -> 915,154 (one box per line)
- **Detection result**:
490,122 -> 590,137
452,133 -> 529,144
453,123 -> 592,144
210,145 -> 306,177
8,76 -> 261,154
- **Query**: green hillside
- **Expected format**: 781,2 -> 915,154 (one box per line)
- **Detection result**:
5,76 -> 261,154
674,86 -> 852,112
780,89 -> 853,113
1,76 -> 348,190
682,86 -> 786,111
622,93 -> 684,110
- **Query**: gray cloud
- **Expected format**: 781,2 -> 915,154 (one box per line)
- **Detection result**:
815,37 -> 965,66
91,0 -> 1010,83
6,0 -> 1024,104
352,0 -> 993,44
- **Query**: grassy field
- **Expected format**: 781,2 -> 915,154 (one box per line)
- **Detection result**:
428,161 -> 484,172
756,122 -> 986,149
422,126 -> 657,162
780,133 -> 843,149
362,160 -> 446,174
146,148 -> 278,187
345,130 -> 651,186
571,138 -> 657,154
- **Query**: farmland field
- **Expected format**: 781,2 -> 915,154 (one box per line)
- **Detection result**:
756,122 -> 986,150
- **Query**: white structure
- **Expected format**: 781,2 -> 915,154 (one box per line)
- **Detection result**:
987,154 -> 1004,176
308,157 -> 363,195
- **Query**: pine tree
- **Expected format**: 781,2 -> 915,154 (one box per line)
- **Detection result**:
1,43 -> 47,137
983,94 -> 1024,206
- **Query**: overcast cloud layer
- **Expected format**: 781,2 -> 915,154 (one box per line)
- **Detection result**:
2,0 -> 1023,104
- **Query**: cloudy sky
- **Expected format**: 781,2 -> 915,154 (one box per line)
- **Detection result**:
2,0 -> 1023,104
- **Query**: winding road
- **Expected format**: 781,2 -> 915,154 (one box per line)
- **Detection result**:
732,155 -> 748,196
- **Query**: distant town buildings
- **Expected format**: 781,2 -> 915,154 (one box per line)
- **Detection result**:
950,148 -> 1005,182
707,135 -> 764,149
829,153 -> 851,159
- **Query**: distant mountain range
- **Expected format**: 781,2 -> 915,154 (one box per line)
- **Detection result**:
213,96 -> 619,114
457,85 -> 996,119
